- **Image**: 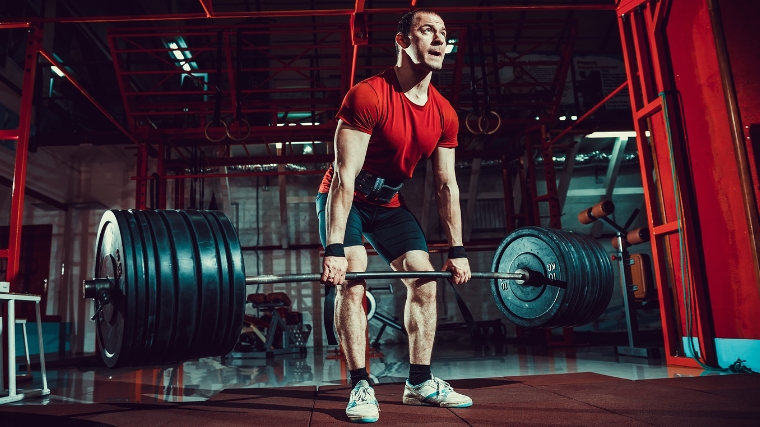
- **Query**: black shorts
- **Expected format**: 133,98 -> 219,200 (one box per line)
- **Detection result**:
316,192 -> 428,264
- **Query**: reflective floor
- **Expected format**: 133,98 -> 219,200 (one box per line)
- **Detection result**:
3,338 -> 718,406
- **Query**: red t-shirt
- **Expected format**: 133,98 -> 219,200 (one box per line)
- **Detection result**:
319,67 -> 459,207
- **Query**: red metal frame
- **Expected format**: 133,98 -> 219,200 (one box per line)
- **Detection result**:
3,25 -> 42,292
0,23 -> 42,389
113,15 -> 581,209
0,4 -> 616,25
617,0 -> 715,367
107,23 -> 350,146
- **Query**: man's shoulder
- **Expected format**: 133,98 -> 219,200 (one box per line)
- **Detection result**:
357,68 -> 395,92
428,84 -> 454,110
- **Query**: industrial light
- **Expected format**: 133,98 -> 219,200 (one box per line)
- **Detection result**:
559,116 -> 567,121
272,141 -> 320,146
166,39 -> 196,72
571,115 -> 578,120
585,131 -> 636,138
585,131 -> 652,138
51,66 -> 65,77
445,38 -> 457,54
535,116 -> 540,120
168,42 -> 185,60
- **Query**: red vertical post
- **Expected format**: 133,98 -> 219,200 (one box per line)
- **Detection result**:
157,142 -> 167,209
176,178 -> 185,209
2,23 -> 42,391
6,25 -> 42,292
136,144 -> 148,209
617,0 -> 717,367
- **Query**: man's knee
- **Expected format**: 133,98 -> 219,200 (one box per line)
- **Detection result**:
336,280 -> 367,304
407,280 -> 436,304
391,250 -> 434,273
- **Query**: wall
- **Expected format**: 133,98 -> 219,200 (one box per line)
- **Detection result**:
0,143 -> 135,354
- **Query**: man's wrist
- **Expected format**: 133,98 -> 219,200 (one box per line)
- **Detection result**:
324,243 -> 345,257
448,246 -> 467,259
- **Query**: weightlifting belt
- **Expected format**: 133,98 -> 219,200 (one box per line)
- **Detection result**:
355,170 -> 404,204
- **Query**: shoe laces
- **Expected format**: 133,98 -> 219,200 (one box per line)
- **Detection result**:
431,377 -> 453,395
351,384 -> 375,404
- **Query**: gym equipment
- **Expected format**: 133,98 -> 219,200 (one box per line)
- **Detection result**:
84,209 -> 614,367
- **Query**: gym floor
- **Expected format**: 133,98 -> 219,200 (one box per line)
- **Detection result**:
0,340 -> 734,404
2,341 -> 760,426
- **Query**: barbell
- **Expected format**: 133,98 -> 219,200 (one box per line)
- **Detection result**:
84,209 -> 613,368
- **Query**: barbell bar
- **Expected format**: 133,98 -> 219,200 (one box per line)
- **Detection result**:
84,209 -> 614,368
244,270 -> 528,285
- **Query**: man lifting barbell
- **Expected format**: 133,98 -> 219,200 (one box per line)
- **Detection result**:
81,10 -> 616,422
316,9 -> 472,423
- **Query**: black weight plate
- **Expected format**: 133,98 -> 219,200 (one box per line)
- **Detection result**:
140,210 -> 176,365
546,229 -> 588,329
559,230 -> 599,328
180,210 -> 222,360
127,210 -> 159,366
580,234 -> 610,326
94,210 -> 134,368
158,210 -> 199,363
578,232 -> 613,325
490,227 -> 570,328
126,210 -> 154,364
573,233 -> 614,326
534,228 -> 585,329
197,211 -> 230,355
203,211 -> 246,356
117,210 -> 149,366
586,234 -> 614,324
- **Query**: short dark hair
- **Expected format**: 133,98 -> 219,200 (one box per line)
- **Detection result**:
396,9 -> 441,55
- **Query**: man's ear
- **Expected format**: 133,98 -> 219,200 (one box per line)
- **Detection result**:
395,32 -> 409,49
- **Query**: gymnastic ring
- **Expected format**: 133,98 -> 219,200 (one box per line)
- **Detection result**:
204,119 -> 228,143
465,112 -> 484,135
226,117 -> 251,141
479,111 -> 501,135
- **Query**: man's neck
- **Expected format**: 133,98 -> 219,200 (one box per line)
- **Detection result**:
393,63 -> 432,105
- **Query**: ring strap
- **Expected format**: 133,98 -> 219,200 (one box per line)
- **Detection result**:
448,282 -> 478,337
324,286 -> 338,345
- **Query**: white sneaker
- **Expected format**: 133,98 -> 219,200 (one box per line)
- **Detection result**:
346,380 -> 380,423
402,376 -> 473,408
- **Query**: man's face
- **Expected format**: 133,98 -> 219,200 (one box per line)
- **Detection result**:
400,13 -> 447,71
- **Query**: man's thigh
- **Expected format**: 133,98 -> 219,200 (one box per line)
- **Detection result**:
363,205 -> 428,264
316,192 -> 365,249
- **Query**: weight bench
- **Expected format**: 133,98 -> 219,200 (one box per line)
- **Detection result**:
230,292 -> 311,359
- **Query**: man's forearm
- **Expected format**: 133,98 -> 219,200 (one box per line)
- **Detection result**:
326,172 -> 355,245
435,182 -> 464,247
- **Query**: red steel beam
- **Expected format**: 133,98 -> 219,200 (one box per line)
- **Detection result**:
546,80 -> 629,146
142,170 -> 325,180
164,154 -> 333,169
199,0 -> 214,18
0,4 -> 616,24
6,26 -> 42,293
0,23 -> 32,29
38,49 -> 143,146
0,130 -> 20,140
355,0 -> 366,13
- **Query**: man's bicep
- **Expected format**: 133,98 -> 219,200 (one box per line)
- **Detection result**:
334,120 -> 371,178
